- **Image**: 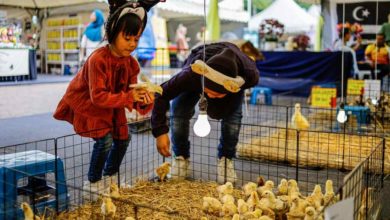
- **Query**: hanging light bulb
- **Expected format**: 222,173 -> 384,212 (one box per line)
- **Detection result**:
337,103 -> 348,123
371,98 -> 378,105
193,94 -> 211,137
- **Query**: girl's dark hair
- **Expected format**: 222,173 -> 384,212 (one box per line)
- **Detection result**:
106,0 -> 147,43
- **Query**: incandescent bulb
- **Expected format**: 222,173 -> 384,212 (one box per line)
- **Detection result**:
337,109 -> 347,123
193,113 -> 211,137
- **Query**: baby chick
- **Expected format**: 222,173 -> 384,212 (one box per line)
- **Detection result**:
110,183 -> 120,199
311,184 -> 324,204
257,175 -> 266,187
125,217 -> 135,220
291,103 -> 310,130
259,190 -> 276,210
243,182 -> 258,197
203,196 -> 222,215
325,180 -> 334,194
221,194 -> 235,204
288,179 -> 300,196
277,178 -> 288,196
130,73 -> 163,95
304,206 -> 317,220
21,202 -> 41,220
257,180 -> 274,196
290,193 -> 308,214
305,195 -> 322,212
232,213 -> 240,220
101,195 -> 116,219
221,201 -> 237,217
155,162 -> 171,182
217,182 -> 234,198
259,216 -> 274,220
242,208 -> 262,219
237,199 -> 249,215
247,191 -> 260,211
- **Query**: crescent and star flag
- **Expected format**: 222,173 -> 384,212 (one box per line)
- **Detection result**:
336,1 -> 390,39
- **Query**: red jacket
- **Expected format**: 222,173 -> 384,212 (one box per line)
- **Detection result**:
54,45 -> 153,140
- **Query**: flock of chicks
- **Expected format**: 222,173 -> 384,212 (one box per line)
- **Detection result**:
202,178 -> 339,220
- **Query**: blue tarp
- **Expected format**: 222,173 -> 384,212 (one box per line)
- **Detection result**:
256,51 -> 353,96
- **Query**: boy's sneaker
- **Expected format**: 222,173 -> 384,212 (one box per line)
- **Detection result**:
217,157 -> 237,184
171,156 -> 189,180
82,180 -> 105,202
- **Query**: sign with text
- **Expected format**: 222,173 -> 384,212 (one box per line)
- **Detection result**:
364,80 -> 381,101
347,79 -> 364,95
0,49 -> 29,77
311,87 -> 337,108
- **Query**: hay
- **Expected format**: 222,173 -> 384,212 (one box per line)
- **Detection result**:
237,128 -> 388,173
56,180 -> 244,220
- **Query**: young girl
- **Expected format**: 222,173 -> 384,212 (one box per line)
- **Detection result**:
54,0 -> 160,198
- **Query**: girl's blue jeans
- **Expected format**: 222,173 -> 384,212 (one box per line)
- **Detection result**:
170,92 -> 242,160
88,133 -> 130,183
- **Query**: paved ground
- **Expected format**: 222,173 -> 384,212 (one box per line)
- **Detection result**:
0,73 -> 389,219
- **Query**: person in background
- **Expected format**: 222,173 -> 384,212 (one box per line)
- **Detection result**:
79,9 -> 105,64
54,0 -> 160,200
379,13 -> 390,46
364,34 -> 389,80
151,42 -> 260,184
175,23 -> 190,67
333,27 -> 360,78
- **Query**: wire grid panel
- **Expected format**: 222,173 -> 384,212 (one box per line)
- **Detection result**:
341,139 -> 384,220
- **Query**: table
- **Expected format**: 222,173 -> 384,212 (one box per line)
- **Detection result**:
256,51 -> 353,96
0,49 -> 37,82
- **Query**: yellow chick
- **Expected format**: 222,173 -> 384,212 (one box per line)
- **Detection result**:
305,195 -> 322,212
232,213 -> 240,220
217,182 -> 234,198
101,196 -> 116,219
277,178 -> 288,196
290,193 -> 308,214
325,180 -> 334,194
288,179 -> 300,196
221,201 -> 237,217
237,199 -> 249,215
203,196 -> 222,215
259,190 -> 276,210
304,206 -> 317,220
110,183 -> 120,199
257,180 -> 274,195
291,103 -> 310,130
259,216 -> 274,220
243,182 -> 258,197
242,208 -> 262,219
323,191 -> 335,206
155,162 -> 171,182
130,73 -> 163,95
21,202 -> 41,220
125,217 -> 135,220
221,194 -> 235,204
311,184 -> 323,204
247,191 -> 260,211
200,217 -> 208,220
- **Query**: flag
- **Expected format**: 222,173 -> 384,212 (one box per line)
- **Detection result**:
207,0 -> 220,41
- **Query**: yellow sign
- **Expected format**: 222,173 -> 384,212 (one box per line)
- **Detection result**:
311,87 -> 337,108
347,79 -> 364,95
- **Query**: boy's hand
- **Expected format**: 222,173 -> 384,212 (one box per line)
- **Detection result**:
156,133 -> 171,157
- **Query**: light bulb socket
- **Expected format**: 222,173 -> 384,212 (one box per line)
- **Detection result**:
199,94 -> 208,112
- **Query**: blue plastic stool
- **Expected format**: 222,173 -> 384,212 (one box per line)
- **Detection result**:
335,106 -> 370,132
250,87 -> 272,105
0,150 -> 68,219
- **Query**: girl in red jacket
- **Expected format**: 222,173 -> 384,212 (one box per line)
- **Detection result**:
54,0 -> 159,199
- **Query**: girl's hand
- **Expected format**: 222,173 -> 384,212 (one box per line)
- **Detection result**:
131,88 -> 147,102
140,92 -> 155,105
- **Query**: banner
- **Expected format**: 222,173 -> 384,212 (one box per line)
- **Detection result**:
347,79 -> 364,95
0,49 -> 29,76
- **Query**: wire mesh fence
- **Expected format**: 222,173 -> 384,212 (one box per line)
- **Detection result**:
0,119 -> 385,219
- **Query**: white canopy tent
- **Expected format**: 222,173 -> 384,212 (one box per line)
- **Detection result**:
0,0 -> 101,8
248,0 -> 316,33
